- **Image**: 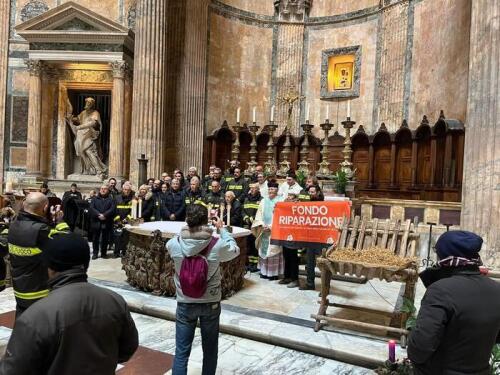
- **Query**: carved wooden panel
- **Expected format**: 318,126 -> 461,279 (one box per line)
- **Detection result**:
395,130 -> 412,187
214,128 -> 233,171
373,134 -> 391,186
238,131 -> 252,171
417,128 -> 431,186
352,133 -> 369,186
327,134 -> 344,173
256,133 -> 270,166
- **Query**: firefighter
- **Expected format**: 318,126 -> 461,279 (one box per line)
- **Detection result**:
242,183 -> 262,272
204,180 -> 225,214
225,167 -> 248,203
184,176 -> 206,208
113,183 -> 134,258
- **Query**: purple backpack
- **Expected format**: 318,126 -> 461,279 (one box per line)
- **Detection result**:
179,237 -> 218,298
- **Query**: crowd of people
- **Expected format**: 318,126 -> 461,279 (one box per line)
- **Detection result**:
57,161 -> 325,290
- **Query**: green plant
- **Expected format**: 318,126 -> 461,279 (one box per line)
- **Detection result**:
491,344 -> 500,374
400,297 -> 417,330
296,169 -> 306,187
333,170 -> 348,194
375,359 -> 414,374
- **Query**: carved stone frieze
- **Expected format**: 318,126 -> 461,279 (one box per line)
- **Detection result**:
60,69 -> 113,83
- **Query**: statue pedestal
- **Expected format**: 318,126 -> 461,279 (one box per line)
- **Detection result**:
67,173 -> 105,183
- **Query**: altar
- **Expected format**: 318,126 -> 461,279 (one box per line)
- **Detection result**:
122,222 -> 250,298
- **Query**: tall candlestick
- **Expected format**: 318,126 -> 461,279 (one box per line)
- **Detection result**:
131,199 -> 137,219
326,105 -> 329,121
227,204 -> 231,226
388,340 -> 396,363
219,204 -> 225,222
347,100 -> 351,119
305,103 -> 310,122
237,107 -> 241,123
270,105 -> 275,122
252,107 -> 256,123
138,199 -> 142,218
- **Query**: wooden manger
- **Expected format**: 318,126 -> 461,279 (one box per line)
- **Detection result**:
311,215 -> 420,346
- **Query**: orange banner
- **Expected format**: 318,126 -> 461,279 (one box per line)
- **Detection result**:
270,201 -> 351,249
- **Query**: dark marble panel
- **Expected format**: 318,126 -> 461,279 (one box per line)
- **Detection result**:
439,209 -> 461,226
372,205 -> 391,220
404,207 -> 424,223
10,96 -> 28,143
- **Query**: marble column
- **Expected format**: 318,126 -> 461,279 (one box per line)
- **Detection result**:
130,0 -> 167,182
176,0 -> 210,172
109,61 -> 128,180
25,59 -> 44,176
461,0 -> 500,268
0,1 -> 10,190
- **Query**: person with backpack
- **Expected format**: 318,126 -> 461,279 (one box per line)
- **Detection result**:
166,204 -> 240,375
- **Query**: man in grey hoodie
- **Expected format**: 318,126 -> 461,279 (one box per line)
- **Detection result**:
167,204 -> 240,375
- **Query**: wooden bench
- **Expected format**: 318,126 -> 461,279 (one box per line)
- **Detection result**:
311,215 -> 420,346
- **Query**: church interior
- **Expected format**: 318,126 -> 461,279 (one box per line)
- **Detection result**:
0,0 -> 499,374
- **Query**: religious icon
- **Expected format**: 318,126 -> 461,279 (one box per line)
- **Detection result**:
333,62 -> 353,90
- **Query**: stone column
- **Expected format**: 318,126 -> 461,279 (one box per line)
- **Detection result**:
130,0 -> 167,182
0,1 -> 10,191
25,59 -> 44,176
109,61 -> 128,180
175,0 -> 210,172
461,0 -> 500,268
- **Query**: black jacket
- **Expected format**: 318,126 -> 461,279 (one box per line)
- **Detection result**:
62,191 -> 82,228
0,269 -> 138,375
222,200 -> 242,227
184,188 -> 205,207
7,211 -> 68,311
242,193 -> 261,229
0,224 -> 8,292
89,194 -> 116,230
204,190 -> 224,211
408,266 -> 500,375
165,189 -> 186,221
114,192 -> 134,222
141,193 -> 163,222
226,176 -> 248,203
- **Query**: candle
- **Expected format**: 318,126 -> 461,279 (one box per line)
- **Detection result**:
138,199 -> 142,218
131,199 -> 137,219
325,105 -> 329,121
227,204 -> 231,226
388,340 -> 396,363
236,107 -> 241,123
347,100 -> 351,119
252,106 -> 256,123
220,204 -> 225,222
305,103 -> 310,122
270,105 -> 275,122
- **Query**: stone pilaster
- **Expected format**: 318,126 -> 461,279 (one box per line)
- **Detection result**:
25,59 -> 44,176
175,0 -> 210,172
461,0 -> 500,268
109,61 -> 128,180
0,1 -> 10,191
130,0 -> 168,182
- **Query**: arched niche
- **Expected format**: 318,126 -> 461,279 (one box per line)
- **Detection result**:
211,126 -> 234,172
394,127 -> 412,188
373,130 -> 391,187
238,129 -> 252,171
327,132 -> 344,173
433,120 -> 446,187
416,123 -> 432,186
256,132 -> 270,166
351,130 -> 370,186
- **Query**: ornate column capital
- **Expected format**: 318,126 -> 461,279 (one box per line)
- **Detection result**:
25,59 -> 44,76
42,65 -> 59,81
110,61 -> 129,79
274,0 -> 312,21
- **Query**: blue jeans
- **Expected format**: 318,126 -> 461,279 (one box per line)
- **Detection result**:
173,302 -> 221,375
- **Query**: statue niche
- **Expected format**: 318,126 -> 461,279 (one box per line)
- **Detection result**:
66,96 -> 108,178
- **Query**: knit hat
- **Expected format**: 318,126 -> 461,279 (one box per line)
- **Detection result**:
42,232 -> 90,271
435,230 -> 483,260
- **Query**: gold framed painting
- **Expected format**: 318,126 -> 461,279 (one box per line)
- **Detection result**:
333,62 -> 353,90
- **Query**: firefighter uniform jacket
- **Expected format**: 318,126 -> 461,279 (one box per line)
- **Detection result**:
184,189 -> 206,208
204,191 -> 225,211
0,223 -> 8,292
7,211 -> 69,311
114,193 -> 134,223
242,193 -> 262,229
226,176 -> 249,203
298,189 -> 311,202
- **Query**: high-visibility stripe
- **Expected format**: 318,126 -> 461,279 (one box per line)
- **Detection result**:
0,229 -> 8,235
55,222 -> 70,231
116,204 -> 131,209
244,203 -> 260,209
114,215 -> 121,221
13,289 -> 49,300
227,185 -> 243,190
0,280 -> 5,287
8,244 -> 42,256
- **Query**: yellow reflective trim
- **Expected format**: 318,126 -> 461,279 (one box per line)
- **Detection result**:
13,289 -> 49,300
244,203 -> 260,209
55,222 -> 70,231
228,185 -> 243,190
116,204 -> 131,209
8,244 -> 42,256
0,229 -> 8,235
114,216 -> 121,221
0,280 -> 5,287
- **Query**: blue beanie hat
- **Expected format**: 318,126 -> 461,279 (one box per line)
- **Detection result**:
435,230 -> 483,260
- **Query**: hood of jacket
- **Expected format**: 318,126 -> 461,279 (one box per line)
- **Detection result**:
419,264 -> 480,288
178,225 -> 214,257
